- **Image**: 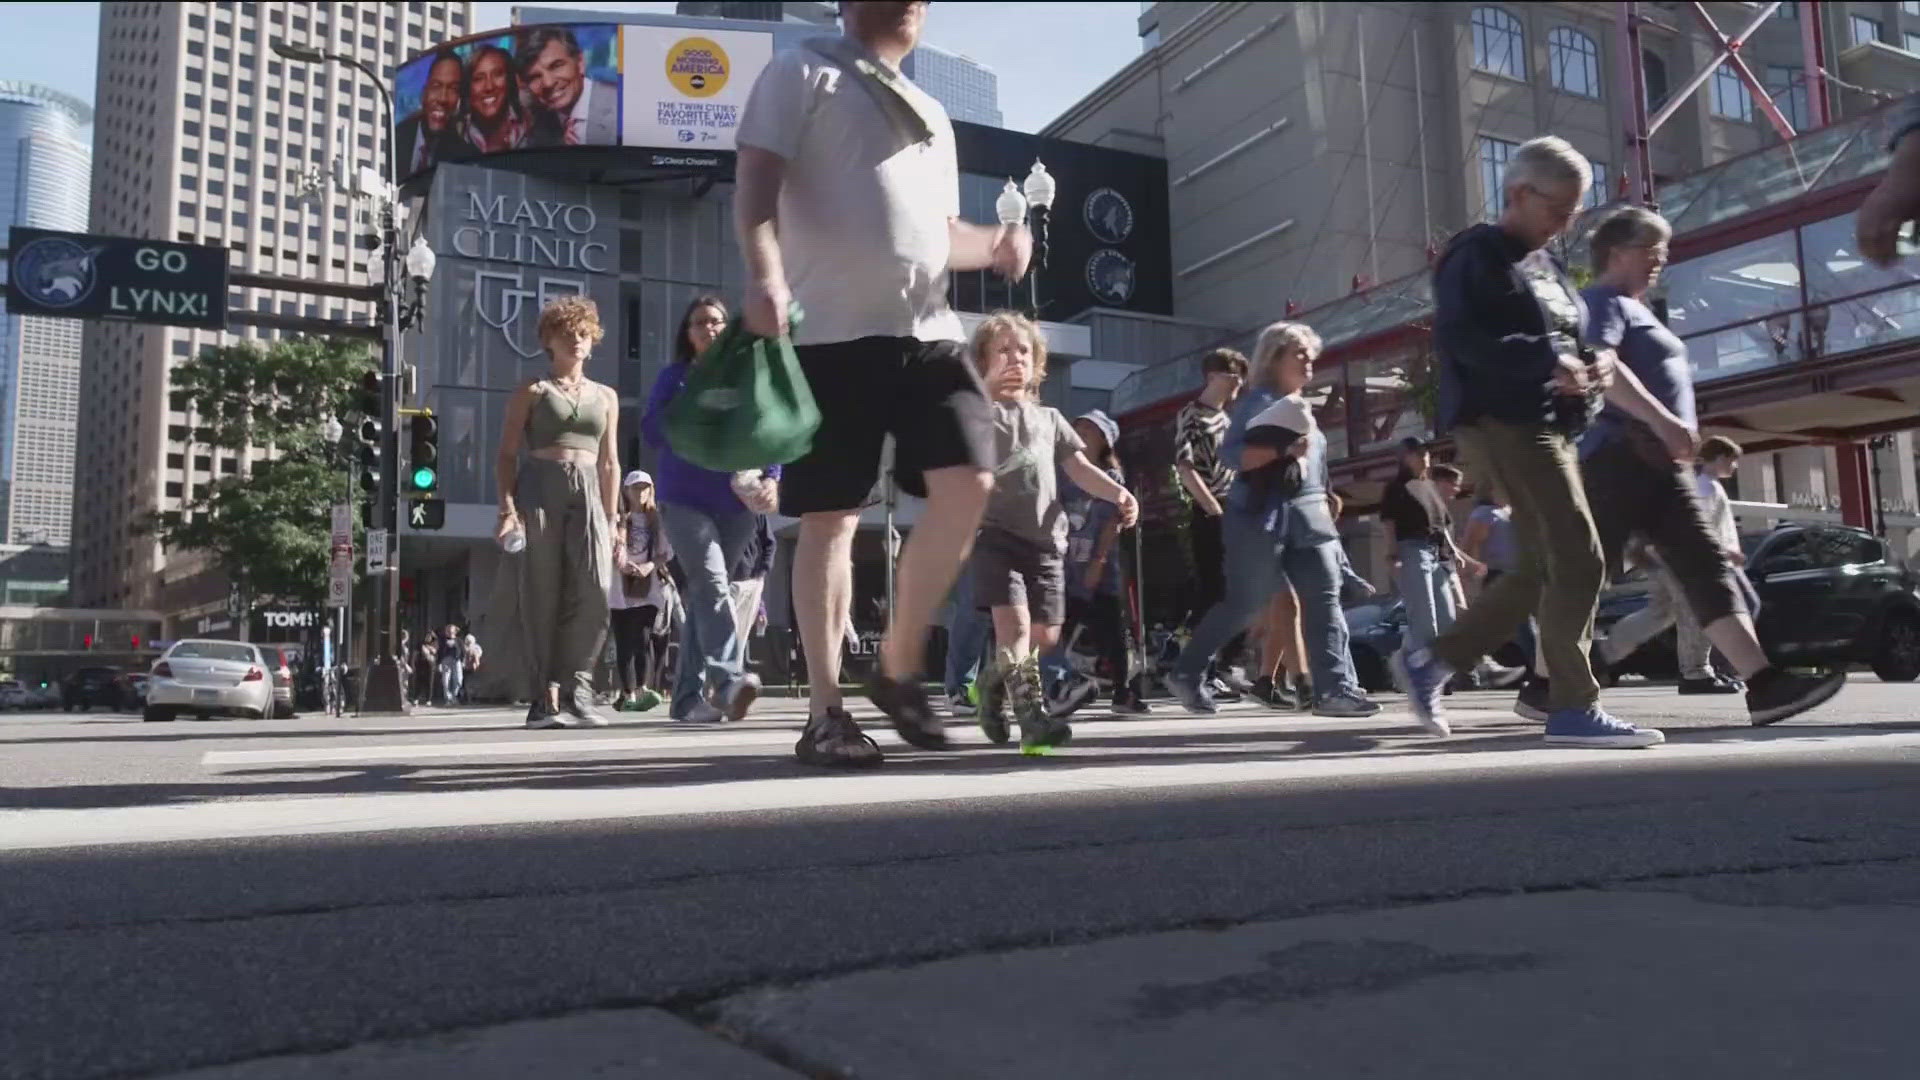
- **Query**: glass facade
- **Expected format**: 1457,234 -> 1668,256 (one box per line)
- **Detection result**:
0,82 -> 90,549
904,45 -> 1003,127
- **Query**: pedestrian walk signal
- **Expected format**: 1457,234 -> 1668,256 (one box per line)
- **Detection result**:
408,498 -> 444,530
407,413 -> 438,494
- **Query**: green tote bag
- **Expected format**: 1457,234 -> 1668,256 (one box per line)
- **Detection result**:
664,306 -> 820,473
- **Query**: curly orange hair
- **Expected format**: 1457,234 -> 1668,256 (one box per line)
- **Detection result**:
536,294 -> 605,353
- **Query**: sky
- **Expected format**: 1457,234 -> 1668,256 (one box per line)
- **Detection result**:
6,2 -> 1144,134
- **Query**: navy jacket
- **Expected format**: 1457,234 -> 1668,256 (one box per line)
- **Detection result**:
1432,223 -> 1591,434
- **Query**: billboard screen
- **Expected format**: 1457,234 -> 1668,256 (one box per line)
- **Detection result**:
393,22 -> 774,183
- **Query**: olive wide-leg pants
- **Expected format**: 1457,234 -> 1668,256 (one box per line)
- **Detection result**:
517,457 -> 612,705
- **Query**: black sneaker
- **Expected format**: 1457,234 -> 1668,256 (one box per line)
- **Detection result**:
1745,667 -> 1846,726
525,701 -> 572,730
1679,676 -> 1741,695
1251,675 -> 1296,709
1111,687 -> 1153,715
866,674 -> 950,750
794,707 -> 883,768
1514,679 -> 1550,722
1290,676 -> 1313,713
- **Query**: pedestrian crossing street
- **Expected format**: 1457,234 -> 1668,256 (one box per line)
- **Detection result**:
8,689 -> 1917,854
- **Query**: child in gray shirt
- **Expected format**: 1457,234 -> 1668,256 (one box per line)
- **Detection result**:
966,312 -> 1137,752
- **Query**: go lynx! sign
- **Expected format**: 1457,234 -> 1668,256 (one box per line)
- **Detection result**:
5,227 -> 229,330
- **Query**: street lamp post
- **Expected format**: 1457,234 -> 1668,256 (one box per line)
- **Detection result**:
1022,160 -> 1056,315
995,179 -> 1029,313
272,39 -> 432,713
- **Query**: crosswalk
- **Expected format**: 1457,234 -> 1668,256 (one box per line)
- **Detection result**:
8,699 -> 1917,854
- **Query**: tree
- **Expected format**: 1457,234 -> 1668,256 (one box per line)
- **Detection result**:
144,336 -> 374,609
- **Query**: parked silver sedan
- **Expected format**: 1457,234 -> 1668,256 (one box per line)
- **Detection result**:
144,640 -> 277,722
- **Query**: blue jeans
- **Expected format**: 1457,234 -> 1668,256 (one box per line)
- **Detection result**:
1175,512 -> 1360,699
1396,540 -> 1458,654
661,503 -> 758,717
944,562 -> 990,698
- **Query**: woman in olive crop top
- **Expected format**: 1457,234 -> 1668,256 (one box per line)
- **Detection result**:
495,295 -> 622,729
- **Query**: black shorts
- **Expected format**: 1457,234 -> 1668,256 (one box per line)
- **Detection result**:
779,336 -> 994,516
971,527 -> 1067,626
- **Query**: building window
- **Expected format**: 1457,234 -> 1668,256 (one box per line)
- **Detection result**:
1906,32 -> 1920,55
1478,136 -> 1518,219
1471,7 -> 1527,79
1548,27 -> 1600,98
187,40 -> 205,56
1766,65 -> 1808,130
1851,15 -> 1882,47
1642,49 -> 1672,109
183,120 -> 201,136
1585,161 -> 1610,208
1710,62 -> 1753,121
185,92 -> 202,108
1906,2 -> 1920,16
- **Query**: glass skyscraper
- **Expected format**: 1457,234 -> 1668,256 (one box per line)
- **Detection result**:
0,81 -> 91,548
903,44 -> 1002,127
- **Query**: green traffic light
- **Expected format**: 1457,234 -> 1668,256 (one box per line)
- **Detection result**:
411,466 -> 438,491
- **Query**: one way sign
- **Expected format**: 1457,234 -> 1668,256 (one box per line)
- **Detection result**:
408,498 -> 445,530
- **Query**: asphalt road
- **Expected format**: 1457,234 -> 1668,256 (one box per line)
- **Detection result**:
4,676 -> 1919,1079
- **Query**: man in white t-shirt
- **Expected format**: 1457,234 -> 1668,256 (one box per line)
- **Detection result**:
734,0 -> 1031,768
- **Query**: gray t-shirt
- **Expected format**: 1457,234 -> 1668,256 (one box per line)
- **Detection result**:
735,41 -> 964,347
983,401 -> 1084,551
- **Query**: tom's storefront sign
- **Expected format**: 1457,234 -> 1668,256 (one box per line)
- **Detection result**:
5,227 -> 229,330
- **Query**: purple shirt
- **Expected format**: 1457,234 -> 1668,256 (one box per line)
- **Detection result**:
641,362 -> 782,517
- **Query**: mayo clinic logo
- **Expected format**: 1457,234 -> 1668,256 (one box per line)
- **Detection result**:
666,37 -> 730,98
11,235 -> 102,309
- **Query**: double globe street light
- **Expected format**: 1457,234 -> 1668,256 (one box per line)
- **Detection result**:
272,38 -> 436,713
995,159 -> 1057,315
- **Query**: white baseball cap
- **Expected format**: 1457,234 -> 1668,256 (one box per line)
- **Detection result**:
622,469 -> 653,487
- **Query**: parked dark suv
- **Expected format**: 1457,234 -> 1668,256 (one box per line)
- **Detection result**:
1746,524 -> 1920,681
62,666 -> 125,712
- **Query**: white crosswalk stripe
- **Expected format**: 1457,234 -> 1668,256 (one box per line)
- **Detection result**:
8,724 -> 1916,854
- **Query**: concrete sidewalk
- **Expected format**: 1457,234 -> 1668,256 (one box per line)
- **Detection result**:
164,887 -> 1920,1079
709,888 -> 1920,1078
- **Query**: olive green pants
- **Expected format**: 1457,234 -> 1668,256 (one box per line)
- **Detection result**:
1431,419 -> 1604,712
517,457 -> 612,703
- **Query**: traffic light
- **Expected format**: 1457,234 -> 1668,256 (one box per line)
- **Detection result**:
354,369 -> 383,527
130,635 -> 141,651
82,633 -> 94,650
407,413 -> 438,494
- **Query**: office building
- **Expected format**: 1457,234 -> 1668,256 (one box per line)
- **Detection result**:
667,0 -> 1003,125
0,81 -> 90,549
673,1 -> 836,25
1058,1 -> 1920,331
904,43 -> 1002,127
75,1 -> 475,620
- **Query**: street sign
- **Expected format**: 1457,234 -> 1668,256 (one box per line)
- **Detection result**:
5,226 -> 229,329
331,501 -> 352,548
408,498 -> 445,530
226,584 -> 244,618
367,529 -> 388,573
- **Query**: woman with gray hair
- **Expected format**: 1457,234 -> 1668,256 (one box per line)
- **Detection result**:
1575,206 -> 1845,726
1167,321 -> 1380,719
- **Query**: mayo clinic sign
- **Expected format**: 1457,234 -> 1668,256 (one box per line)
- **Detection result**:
451,193 -> 611,274
433,176 -> 620,362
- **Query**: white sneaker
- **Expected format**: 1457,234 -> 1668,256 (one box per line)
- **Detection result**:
723,673 -> 761,722
1473,660 -> 1528,689
947,691 -> 976,718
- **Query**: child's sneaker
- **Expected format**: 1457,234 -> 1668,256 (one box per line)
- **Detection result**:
1007,652 -> 1071,751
